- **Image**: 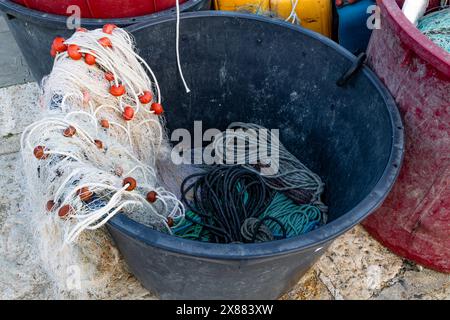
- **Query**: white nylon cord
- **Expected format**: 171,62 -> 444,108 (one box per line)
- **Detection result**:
176,0 -> 191,93
285,0 -> 301,25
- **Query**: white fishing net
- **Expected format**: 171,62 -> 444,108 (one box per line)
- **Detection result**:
20,26 -> 184,298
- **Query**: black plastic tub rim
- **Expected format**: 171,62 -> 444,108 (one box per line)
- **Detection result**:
108,12 -> 405,260
0,0 -> 208,27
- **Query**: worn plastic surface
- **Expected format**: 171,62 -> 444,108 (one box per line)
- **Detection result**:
12,0 -> 188,18
104,12 -> 404,299
363,0 -> 450,273
0,0 -> 211,81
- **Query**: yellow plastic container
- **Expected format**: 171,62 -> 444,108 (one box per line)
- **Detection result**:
213,0 -> 270,14
214,0 -> 333,38
271,0 -> 332,37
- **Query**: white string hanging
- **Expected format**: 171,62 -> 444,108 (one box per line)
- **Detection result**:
285,0 -> 301,25
175,0 -> 191,93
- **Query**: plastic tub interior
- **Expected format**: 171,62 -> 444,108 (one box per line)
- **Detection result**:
11,0 -> 189,18
0,0 -> 211,81
363,0 -> 450,273
103,12 -> 404,299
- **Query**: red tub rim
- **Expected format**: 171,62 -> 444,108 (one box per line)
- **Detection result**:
0,0 -> 207,27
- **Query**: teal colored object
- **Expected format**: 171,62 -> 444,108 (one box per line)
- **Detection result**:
172,211 -> 211,241
172,191 -> 324,242
418,8 -> 450,53
259,193 -> 323,238
337,0 -> 376,53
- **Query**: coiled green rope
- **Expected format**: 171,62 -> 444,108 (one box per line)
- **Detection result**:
172,210 -> 211,241
172,189 -> 324,243
258,192 -> 323,238
171,122 -> 327,243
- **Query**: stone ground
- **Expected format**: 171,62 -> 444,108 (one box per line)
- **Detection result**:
0,17 -> 448,300
0,17 -> 33,88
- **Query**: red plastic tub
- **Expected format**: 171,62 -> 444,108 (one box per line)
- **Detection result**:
12,0 -> 187,18
363,0 -> 450,272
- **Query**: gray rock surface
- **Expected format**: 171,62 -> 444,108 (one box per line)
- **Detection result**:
0,16 -> 34,88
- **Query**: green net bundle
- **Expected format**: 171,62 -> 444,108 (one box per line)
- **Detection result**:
418,7 -> 450,53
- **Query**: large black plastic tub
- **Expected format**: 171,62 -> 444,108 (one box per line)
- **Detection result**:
105,12 -> 404,299
0,0 -> 211,82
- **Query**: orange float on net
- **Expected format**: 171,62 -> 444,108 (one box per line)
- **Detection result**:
52,37 -> 67,52
94,139 -> 104,149
68,44 -> 82,60
33,146 -> 48,160
99,37 -> 113,48
105,72 -> 115,82
63,125 -> 77,137
110,84 -> 125,97
150,103 -> 164,115
167,217 -> 174,227
122,106 -> 134,121
100,119 -> 110,128
58,204 -> 73,218
139,91 -> 153,104
84,52 -> 96,65
146,191 -> 158,203
123,177 -> 137,191
77,187 -> 93,202
103,24 -> 117,35
76,27 -> 88,32
46,200 -> 56,212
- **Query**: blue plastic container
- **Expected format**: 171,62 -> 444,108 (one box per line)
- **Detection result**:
337,0 -> 376,53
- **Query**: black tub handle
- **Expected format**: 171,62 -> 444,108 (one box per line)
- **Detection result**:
337,52 -> 367,87
6,13 -> 16,20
